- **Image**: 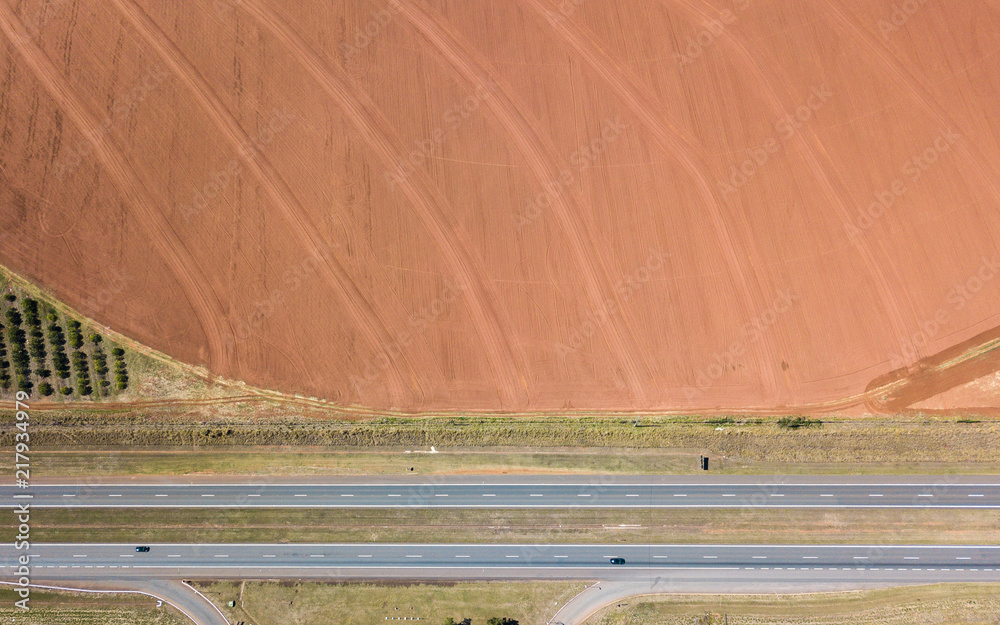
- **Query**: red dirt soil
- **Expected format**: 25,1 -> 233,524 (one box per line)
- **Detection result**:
1,0 -> 999,412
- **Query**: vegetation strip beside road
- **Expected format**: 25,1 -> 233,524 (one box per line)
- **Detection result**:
589,584 -> 1000,625
31,507 -> 1000,545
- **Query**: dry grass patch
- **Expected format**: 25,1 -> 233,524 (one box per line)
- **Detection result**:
198,580 -> 581,625
588,584 -> 1000,624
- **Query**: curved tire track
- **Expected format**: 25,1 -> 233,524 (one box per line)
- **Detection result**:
659,0 -> 913,347
0,1 -> 235,371
107,0 -> 425,406
395,0 -> 651,403
237,0 -> 528,408
520,0 -> 780,399
819,0 -> 1000,225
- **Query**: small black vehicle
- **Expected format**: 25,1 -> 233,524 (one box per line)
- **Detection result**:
135,546 -> 150,553
609,557 -> 625,565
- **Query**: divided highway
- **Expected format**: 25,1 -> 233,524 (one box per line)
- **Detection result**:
5,477 -> 999,508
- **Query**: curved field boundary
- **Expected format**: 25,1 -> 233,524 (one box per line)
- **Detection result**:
237,0 -> 529,408
657,0 -> 913,345
395,0 -> 653,402
0,2 -> 236,371
106,0 -> 427,405
519,0 -> 780,398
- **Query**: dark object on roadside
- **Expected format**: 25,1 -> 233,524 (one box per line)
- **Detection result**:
135,546 -> 150,553
609,557 -> 625,565
701,455 -> 709,470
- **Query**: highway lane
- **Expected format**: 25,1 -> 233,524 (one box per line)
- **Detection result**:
6,543 -> 1000,585
4,477 -> 1000,508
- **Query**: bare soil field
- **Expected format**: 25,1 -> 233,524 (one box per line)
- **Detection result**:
1,0 -> 998,412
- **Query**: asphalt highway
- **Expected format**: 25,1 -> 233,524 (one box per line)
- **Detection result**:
7,543 -> 1000,585
4,477 -> 999,508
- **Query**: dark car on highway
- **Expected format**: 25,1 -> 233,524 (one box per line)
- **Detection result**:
609,557 -> 625,565
135,546 -> 150,553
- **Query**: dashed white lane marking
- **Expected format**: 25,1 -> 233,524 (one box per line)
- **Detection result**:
721,494 -> 736,497
341,494 -> 354,497
310,555 -> 323,558
530,494 -> 543,497
262,555 -> 276,558
653,556 -> 669,559
72,555 -> 86,558
853,557 -> 868,560
674,494 -> 687,497
108,494 -> 122,497
435,494 -> 448,497
62,494 -> 75,497
214,555 -> 228,558
820,494 -> 833,497
405,555 -> 422,558
388,494 -> 401,497
167,555 -> 180,558
201,494 -> 214,497
119,555 -> 133,558
803,556 -> 817,559
247,494 -> 260,497
904,557 -> 920,560
505,555 -> 519,558
294,494 -> 307,497
770,494 -> 784,497
918,494 -> 933,497
626,494 -> 640,497
577,494 -> 591,497
358,555 -> 372,558
155,494 -> 168,497
455,555 -> 470,558
703,556 -> 717,559
969,494 -> 984,497
869,494 -> 883,497
483,494 -> 496,497
554,555 -> 568,558
752,556 -> 767,559
957,557 -> 972,560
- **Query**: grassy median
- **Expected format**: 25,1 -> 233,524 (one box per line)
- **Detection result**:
33,507 -> 1000,545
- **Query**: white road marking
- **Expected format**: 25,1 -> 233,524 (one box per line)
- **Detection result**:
155,494 -> 168,497
904,557 -> 920,560
405,555 -> 422,558
969,494 -> 984,497
62,495 -> 75,497
455,555 -> 470,558
358,555 -> 372,558
483,494 -> 496,497
108,494 -> 122,497
869,494 -> 883,497
341,494 -> 354,497
214,555 -> 228,558
201,494 -> 214,497
752,556 -> 767,559
918,494 -> 933,497
674,494 -> 687,497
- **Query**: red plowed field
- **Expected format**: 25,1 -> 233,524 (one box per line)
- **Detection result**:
1,0 -> 998,412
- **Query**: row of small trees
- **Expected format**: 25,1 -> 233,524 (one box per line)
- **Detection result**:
444,619 -> 518,625
0,293 -> 130,398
